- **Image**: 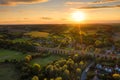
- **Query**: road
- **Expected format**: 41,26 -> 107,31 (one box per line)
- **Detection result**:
81,62 -> 94,80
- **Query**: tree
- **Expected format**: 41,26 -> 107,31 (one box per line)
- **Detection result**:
76,70 -> 81,80
76,68 -> 81,76
32,63 -> 41,74
44,78 -> 47,80
95,40 -> 103,48
62,64 -> 68,70
55,77 -> 62,80
63,69 -> 70,80
113,73 -> 120,79
64,69 -> 70,75
73,54 -> 79,62
79,61 -> 84,66
32,76 -> 39,80
25,55 -> 32,62
33,63 -> 41,71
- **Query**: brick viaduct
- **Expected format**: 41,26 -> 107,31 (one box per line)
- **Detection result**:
36,46 -> 120,59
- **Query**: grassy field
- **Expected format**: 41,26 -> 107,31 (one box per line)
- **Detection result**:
0,64 -> 19,80
24,31 -> 49,38
0,49 -> 27,62
30,54 -> 65,67
12,38 -> 30,43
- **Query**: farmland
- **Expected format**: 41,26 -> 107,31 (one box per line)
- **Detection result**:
0,49 -> 26,62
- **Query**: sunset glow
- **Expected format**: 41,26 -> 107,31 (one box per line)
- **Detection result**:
71,11 -> 85,22
0,0 -> 120,24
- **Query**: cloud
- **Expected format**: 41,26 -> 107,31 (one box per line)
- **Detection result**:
93,0 -> 120,4
24,18 -> 29,20
65,0 -> 120,5
65,2 -> 85,5
0,0 -> 48,6
65,0 -> 120,9
41,17 -> 52,20
77,5 -> 120,9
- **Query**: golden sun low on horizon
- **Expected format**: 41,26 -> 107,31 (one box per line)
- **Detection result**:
71,11 -> 85,22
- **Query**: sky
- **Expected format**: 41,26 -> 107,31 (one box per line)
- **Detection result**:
0,0 -> 120,24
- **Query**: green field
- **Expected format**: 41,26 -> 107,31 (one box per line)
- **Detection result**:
0,64 -> 19,80
12,38 -> 30,43
30,54 -> 65,67
0,49 -> 27,62
0,49 -> 65,67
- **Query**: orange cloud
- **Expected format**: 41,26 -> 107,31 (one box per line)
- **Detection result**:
65,2 -> 85,5
65,0 -> 120,5
41,17 -> 53,20
77,5 -> 120,9
93,0 -> 119,4
0,0 -> 48,6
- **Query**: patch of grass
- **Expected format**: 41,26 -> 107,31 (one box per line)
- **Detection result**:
0,34 -> 3,38
24,31 -> 49,38
0,49 -> 27,62
0,64 -> 19,80
30,54 -> 64,67
12,38 -> 29,43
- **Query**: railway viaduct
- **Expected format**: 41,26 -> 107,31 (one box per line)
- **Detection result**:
36,46 -> 120,59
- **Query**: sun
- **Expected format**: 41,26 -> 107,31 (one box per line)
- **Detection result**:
71,11 -> 85,22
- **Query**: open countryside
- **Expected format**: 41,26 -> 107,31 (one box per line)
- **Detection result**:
0,24 -> 120,80
0,0 -> 120,80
